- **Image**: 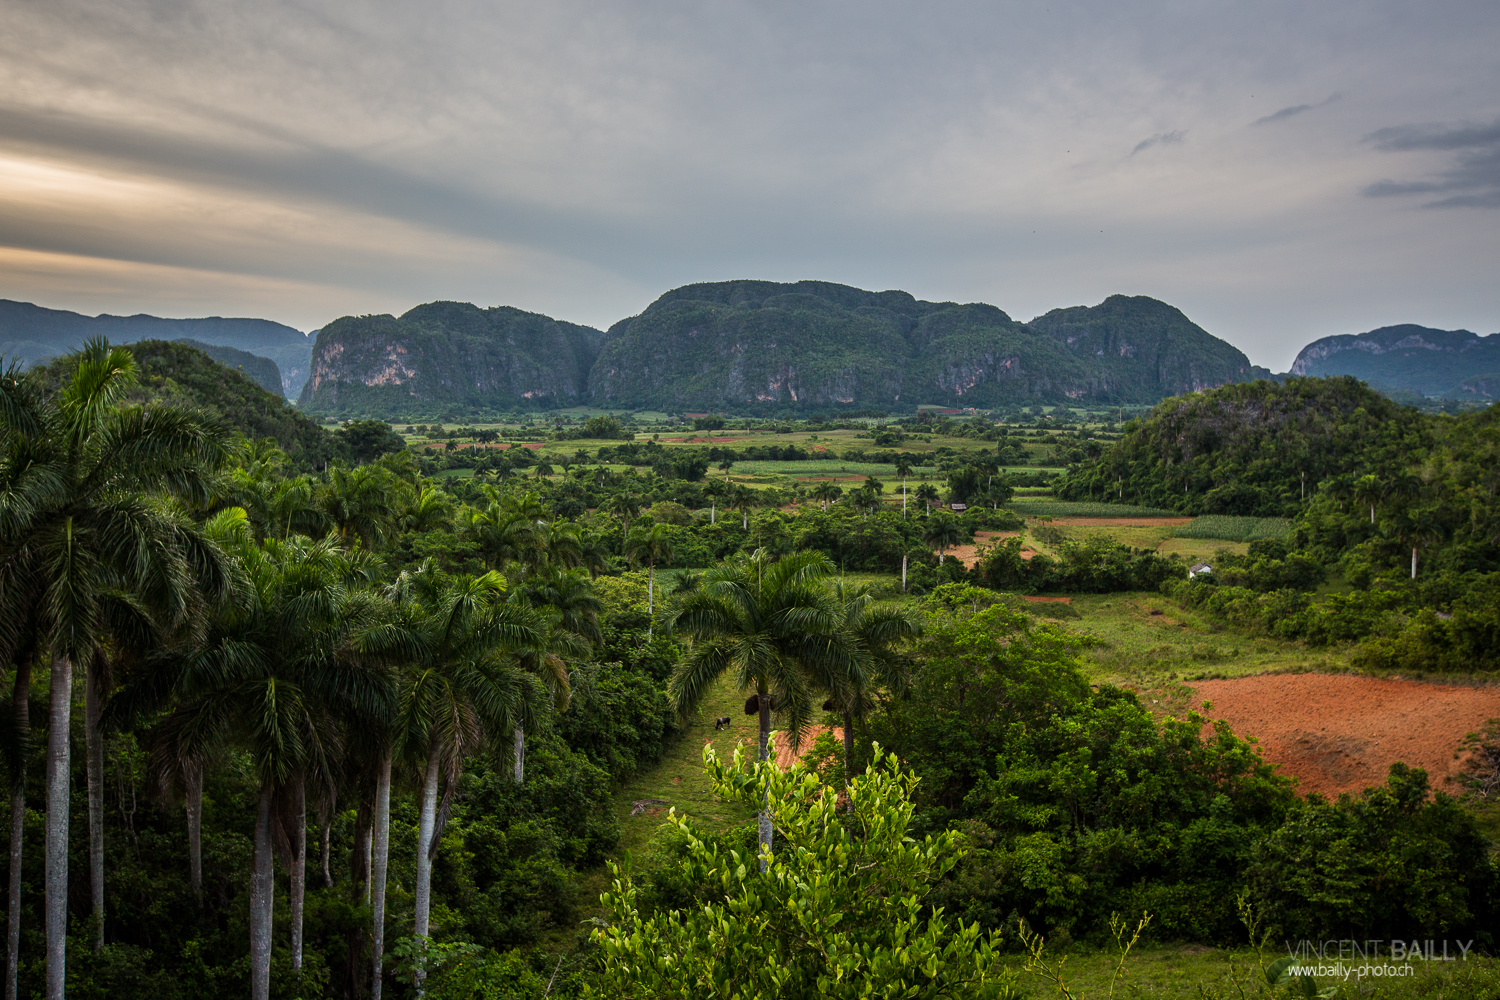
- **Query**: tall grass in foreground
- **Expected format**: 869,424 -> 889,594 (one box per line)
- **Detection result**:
1175,515 -> 1293,542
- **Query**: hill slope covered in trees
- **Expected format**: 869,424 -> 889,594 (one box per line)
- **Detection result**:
299,281 -> 1270,416
1057,377 -> 1433,516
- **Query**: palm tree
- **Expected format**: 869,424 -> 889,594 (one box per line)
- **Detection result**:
894,460 -> 914,518
718,458 -> 734,481
0,342 -> 232,998
508,566 -> 599,783
117,533 -> 391,1000
319,464 -> 404,548
382,566 -> 545,987
667,549 -> 849,861
915,482 -> 940,515
1352,474 -> 1382,524
734,485 -> 760,530
603,493 -> 641,553
625,523 -> 675,638
464,490 -> 540,574
819,584 -> 921,782
923,516 -> 964,564
812,481 -> 842,510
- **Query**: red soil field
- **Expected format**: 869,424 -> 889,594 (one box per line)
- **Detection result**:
1187,674 -> 1500,798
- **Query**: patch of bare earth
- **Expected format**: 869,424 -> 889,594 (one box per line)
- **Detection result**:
943,530 -> 1036,568
1187,674 -> 1500,798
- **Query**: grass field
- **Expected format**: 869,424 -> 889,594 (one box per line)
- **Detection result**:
1065,592 -> 1347,695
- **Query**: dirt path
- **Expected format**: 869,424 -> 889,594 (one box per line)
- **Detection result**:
1187,674 -> 1500,798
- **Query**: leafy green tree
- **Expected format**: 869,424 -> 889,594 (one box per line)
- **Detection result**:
594,743 -> 1016,999
0,342 -> 232,998
667,549 -> 847,859
319,463 -> 406,548
732,485 -> 759,530
895,459 -> 914,517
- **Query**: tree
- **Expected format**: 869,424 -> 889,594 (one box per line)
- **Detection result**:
602,492 -> 641,553
895,460 -> 914,518
120,533 -> 392,1000
667,549 -> 847,860
319,463 -> 405,548
923,516 -> 964,564
0,342 -> 232,998
383,565 -> 545,988
821,584 -> 921,781
594,743 -> 1014,999
916,482 -> 940,514
812,481 -> 842,510
624,523 -> 675,638
733,485 -> 760,530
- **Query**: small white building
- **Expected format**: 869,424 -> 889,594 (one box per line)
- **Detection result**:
1189,562 -> 1212,579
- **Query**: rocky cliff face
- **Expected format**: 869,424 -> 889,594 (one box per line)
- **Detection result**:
297,282 -> 1272,416
298,301 -> 604,414
1290,324 -> 1500,398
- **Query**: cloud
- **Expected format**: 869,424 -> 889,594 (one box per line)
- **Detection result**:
1131,131 -> 1186,156
1363,118 -> 1500,209
1251,94 -> 1339,126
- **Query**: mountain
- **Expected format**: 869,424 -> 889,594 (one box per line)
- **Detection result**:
0,299 -> 312,398
298,301 -> 606,414
28,339 -> 335,466
1290,324 -> 1500,400
300,281 -> 1267,416
174,339 -> 283,396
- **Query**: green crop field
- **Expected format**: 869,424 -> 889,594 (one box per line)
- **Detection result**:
1007,500 -> 1183,517
1175,515 -> 1294,542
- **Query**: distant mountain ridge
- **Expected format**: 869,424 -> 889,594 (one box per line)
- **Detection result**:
300,281 -> 1272,415
0,299 -> 311,398
1290,324 -> 1500,400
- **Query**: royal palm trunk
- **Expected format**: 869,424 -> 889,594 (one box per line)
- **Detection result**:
44,653 -> 71,1000
185,762 -> 203,903
6,660 -> 30,1000
413,736 -> 442,992
290,778 -> 306,971
249,785 -> 276,1000
370,753 -> 392,1000
86,659 -> 105,952
757,682 -> 773,870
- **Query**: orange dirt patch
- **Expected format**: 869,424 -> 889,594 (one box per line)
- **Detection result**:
1023,595 -> 1071,604
1033,516 -> 1194,527
771,727 -> 844,768
1186,674 -> 1500,799
943,530 -> 1036,568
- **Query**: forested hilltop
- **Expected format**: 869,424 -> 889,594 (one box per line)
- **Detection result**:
299,281 -> 1273,417
2,341 -> 1499,999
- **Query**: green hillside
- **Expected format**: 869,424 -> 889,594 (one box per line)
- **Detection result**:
1058,376 -> 1431,516
33,339 -> 335,465
300,281 -> 1269,417
174,338 -> 283,396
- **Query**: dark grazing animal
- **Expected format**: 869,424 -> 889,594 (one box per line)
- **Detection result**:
714,716 -> 731,731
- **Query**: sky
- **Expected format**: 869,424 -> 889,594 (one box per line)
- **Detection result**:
1,1 -> 1496,371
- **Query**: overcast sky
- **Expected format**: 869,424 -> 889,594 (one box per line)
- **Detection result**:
1,0 -> 1496,369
